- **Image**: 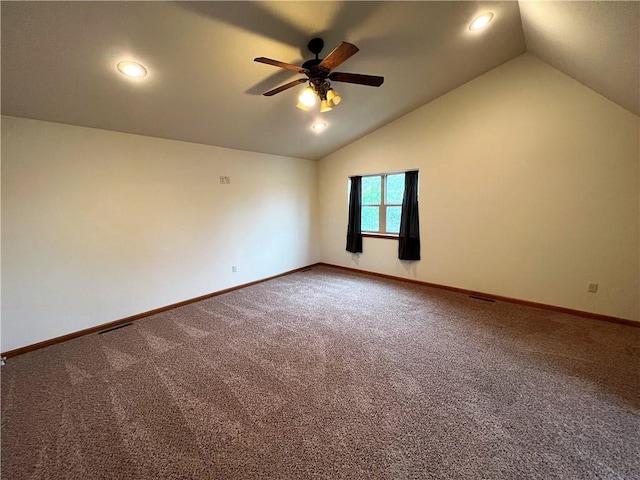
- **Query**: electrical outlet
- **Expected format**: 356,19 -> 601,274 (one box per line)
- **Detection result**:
587,283 -> 598,293
232,266 -> 237,273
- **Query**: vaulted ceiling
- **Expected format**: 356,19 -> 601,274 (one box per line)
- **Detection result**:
2,1 -> 638,161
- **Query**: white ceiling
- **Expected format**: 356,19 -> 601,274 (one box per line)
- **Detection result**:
1,1 -> 638,161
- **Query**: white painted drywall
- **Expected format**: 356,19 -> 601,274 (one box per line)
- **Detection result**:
1,117 -> 319,352
318,54 -> 640,321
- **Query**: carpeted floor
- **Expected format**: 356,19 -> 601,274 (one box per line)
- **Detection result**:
1,266 -> 639,479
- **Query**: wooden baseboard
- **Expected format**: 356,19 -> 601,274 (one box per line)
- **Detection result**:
315,262 -> 640,328
4,262 -> 637,359
1,265 -> 315,359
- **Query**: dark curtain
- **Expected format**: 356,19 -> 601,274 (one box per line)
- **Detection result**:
346,176 -> 363,253
398,170 -> 420,260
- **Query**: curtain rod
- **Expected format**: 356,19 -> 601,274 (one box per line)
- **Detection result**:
349,169 -> 419,178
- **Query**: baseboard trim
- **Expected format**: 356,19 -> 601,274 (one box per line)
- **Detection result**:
315,262 -> 639,328
4,262 -> 637,359
1,265 -> 315,359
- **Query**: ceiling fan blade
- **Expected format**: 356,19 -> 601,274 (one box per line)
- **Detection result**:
263,78 -> 307,96
318,42 -> 359,71
329,72 -> 384,87
254,57 -> 308,74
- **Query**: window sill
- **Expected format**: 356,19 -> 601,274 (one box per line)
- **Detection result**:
362,233 -> 398,240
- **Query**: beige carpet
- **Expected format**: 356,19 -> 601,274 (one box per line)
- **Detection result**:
2,266 -> 639,479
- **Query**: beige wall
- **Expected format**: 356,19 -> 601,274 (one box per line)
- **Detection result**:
318,54 -> 639,321
1,117 -> 319,352
3,53 -> 639,352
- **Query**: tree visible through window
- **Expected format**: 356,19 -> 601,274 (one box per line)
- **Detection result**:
361,173 -> 405,234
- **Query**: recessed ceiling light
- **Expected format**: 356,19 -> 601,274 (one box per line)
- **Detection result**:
469,12 -> 494,31
312,121 -> 327,132
117,61 -> 147,78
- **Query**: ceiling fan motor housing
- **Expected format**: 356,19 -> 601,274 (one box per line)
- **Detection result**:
302,39 -> 331,99
255,38 -> 383,98
308,38 -> 324,56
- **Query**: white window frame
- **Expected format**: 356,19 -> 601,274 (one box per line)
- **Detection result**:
361,173 -> 404,236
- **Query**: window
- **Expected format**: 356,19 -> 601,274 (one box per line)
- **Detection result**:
346,170 -> 420,257
361,173 -> 405,235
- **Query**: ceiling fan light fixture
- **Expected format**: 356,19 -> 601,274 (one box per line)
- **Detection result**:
298,86 -> 317,108
320,99 -> 333,113
469,12 -> 494,31
296,101 -> 311,111
326,88 -> 342,106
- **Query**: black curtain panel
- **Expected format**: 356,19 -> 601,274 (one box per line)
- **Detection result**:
346,175 -> 363,253
398,170 -> 420,260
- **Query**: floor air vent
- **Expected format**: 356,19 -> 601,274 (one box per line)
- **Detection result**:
469,295 -> 496,303
98,322 -> 133,335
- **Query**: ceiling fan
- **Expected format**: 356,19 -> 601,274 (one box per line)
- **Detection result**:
254,38 -> 384,111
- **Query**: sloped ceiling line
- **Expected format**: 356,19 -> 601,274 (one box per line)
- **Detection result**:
1,1 -> 637,161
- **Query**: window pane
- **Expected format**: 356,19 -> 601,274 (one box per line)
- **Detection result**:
386,206 -> 402,233
362,206 -> 379,231
362,176 -> 381,204
386,174 -> 405,204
